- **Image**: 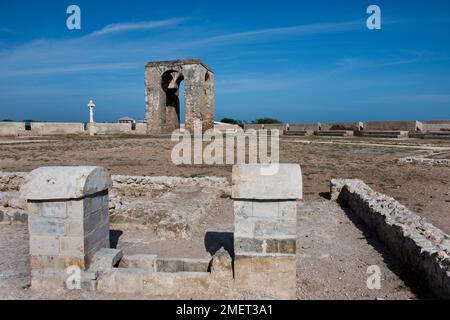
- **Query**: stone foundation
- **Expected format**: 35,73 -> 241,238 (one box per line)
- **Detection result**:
16,164 -> 300,299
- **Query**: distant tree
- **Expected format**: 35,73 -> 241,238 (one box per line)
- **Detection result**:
253,118 -> 282,124
22,120 -> 36,122
220,117 -> 246,128
221,118 -> 239,125
1,119 -> 14,122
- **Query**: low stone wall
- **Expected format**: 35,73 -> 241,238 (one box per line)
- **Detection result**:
243,124 -> 286,131
0,122 -> 86,136
288,123 -> 318,131
422,120 -> 450,132
0,122 -> 27,136
89,123 -> 135,135
398,157 -> 450,167
363,121 -> 421,133
0,122 -> 148,137
319,122 -> 363,131
0,172 -> 28,223
0,171 -> 27,191
30,122 -> 85,135
93,248 -> 234,297
331,179 -> 450,299
0,171 -> 230,239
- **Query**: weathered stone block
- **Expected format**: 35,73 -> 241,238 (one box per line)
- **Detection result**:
253,201 -> 278,218
234,200 -> 252,217
266,238 -> 296,254
29,235 -> 60,256
232,164 -> 302,200
66,200 -> 84,221
253,220 -> 297,238
84,222 -> 109,252
20,166 -> 113,201
234,255 -> 296,299
30,255 -> 60,270
59,236 -> 84,257
234,217 -> 254,238
278,201 -> 297,220
29,216 -> 67,235
68,221 -> 83,235
41,202 -> 67,218
182,259 -> 210,272
83,194 -> 107,215
115,268 -> 146,294
234,237 -> 263,254
156,259 -> 184,273
210,248 -> 233,290
120,254 -> 157,272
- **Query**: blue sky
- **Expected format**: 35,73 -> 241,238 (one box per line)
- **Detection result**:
0,0 -> 449,123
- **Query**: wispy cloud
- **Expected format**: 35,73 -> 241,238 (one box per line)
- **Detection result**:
189,20 -> 364,46
0,62 -> 139,77
0,18 -> 392,78
87,18 -> 186,37
332,51 -> 426,74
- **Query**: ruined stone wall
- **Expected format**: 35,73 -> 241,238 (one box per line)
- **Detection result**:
288,123 -> 318,131
30,122 -> 85,135
88,123 -> 134,135
363,121 -> 421,132
0,122 -> 86,136
0,122 -> 149,137
422,120 -> 450,132
0,171 -> 230,239
331,179 -> 450,299
243,124 -> 286,131
0,122 -> 27,136
319,122 -> 363,131
145,60 -> 214,134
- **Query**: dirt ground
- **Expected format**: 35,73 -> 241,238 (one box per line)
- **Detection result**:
0,134 -> 448,300
1,135 -> 449,233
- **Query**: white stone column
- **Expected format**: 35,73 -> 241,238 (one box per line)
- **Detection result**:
232,164 -> 302,299
88,100 -> 95,123
20,166 -> 112,290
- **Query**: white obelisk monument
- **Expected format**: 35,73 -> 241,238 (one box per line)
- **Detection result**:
88,99 -> 95,136
88,99 -> 95,123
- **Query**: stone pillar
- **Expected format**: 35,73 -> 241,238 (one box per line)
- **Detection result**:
88,100 -> 95,124
20,166 -> 112,290
231,164 -> 302,299
88,100 -> 95,136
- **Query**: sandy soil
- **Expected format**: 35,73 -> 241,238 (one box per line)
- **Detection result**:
1,135 -> 449,233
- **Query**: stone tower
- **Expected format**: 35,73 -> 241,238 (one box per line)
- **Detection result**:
144,59 -> 215,134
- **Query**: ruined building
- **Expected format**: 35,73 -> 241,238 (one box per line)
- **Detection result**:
145,59 -> 215,134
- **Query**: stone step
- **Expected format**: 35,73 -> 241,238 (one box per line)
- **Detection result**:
316,130 -> 354,137
421,134 -> 450,140
426,131 -> 450,135
283,130 -> 313,136
358,130 -> 409,138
